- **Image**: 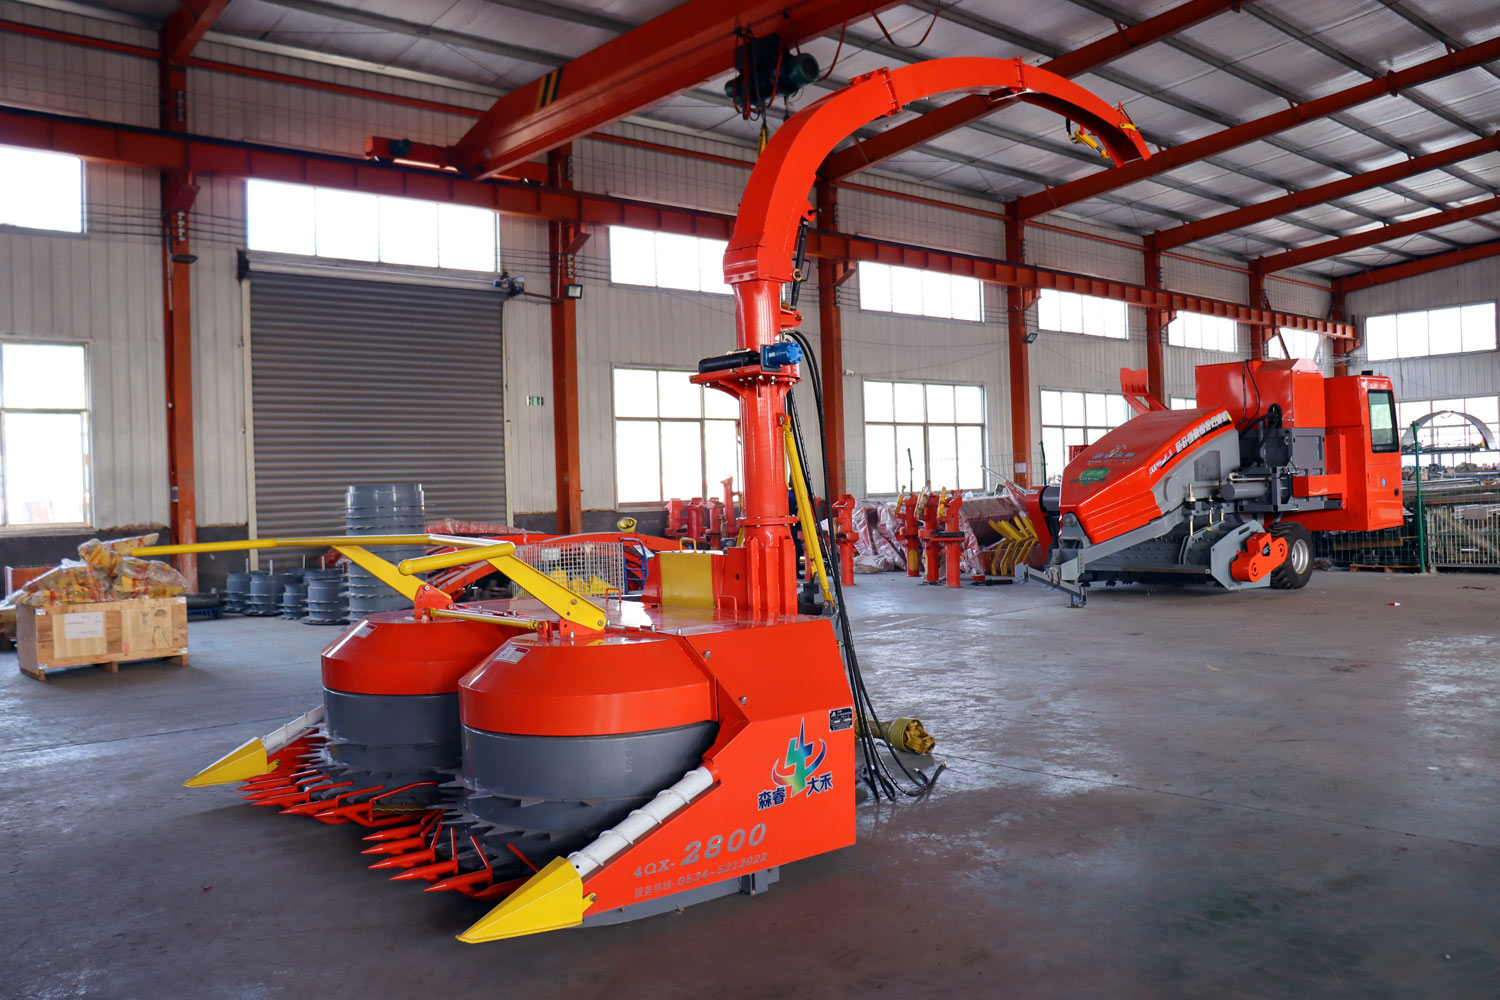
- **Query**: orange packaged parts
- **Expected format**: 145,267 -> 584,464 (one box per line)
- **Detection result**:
11,560 -> 113,607
112,556 -> 187,598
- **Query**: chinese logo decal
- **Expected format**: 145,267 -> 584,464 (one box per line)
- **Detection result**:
757,718 -> 833,810
1072,466 -> 1111,484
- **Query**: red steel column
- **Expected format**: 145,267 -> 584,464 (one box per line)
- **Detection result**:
814,176 -> 846,498
1005,205 -> 1032,487
1248,260 -> 1266,361
1330,287 -> 1350,376
548,145 -> 583,533
159,58 -> 198,589
1144,236 -> 1165,403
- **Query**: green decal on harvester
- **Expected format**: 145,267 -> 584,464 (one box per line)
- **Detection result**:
1074,466 -> 1111,484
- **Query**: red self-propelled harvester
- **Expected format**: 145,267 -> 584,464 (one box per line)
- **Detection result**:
1024,360 -> 1404,606
151,57 -> 1149,943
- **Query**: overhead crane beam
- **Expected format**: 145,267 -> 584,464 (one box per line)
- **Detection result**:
0,105 -> 1353,338
1259,195 -> 1500,275
821,0 -> 1249,182
1155,134 -> 1500,251
1013,33 -> 1500,221
439,0 -> 906,181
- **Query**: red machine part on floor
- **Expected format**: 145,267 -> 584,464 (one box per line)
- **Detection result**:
831,495 -> 857,586
919,492 -> 967,588
896,492 -> 923,576
178,55 -> 1150,943
1025,359 -> 1403,606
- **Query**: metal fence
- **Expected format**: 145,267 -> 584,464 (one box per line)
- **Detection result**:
1317,477 -> 1500,572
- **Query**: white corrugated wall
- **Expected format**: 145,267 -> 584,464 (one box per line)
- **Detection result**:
1344,256 -> 1500,403
0,162 -> 169,529
5,4 -> 1453,533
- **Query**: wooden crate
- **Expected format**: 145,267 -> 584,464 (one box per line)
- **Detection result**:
16,597 -> 189,680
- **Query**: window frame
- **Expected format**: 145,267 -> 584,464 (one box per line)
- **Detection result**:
0,146 -> 86,236
1363,302 -> 1499,362
1166,311 -> 1238,353
1034,288 -> 1129,340
606,225 -> 732,296
1367,389 -> 1399,454
610,366 -> 741,507
244,179 -> 500,273
0,339 -> 93,532
860,378 -> 987,495
1396,394 -> 1500,467
856,262 -> 985,323
1265,327 -> 1325,363
1039,388 -> 1132,480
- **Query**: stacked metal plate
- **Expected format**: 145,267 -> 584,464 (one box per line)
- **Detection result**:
281,582 -> 309,618
224,572 -> 251,613
305,577 -> 348,625
345,483 -> 426,614
245,573 -> 289,616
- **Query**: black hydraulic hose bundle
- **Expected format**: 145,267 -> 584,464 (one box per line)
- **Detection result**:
782,329 -> 939,803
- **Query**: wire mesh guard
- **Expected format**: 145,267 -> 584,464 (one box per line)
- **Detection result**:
509,541 -> 626,598
1426,494 -> 1500,570
1316,480 -> 1500,571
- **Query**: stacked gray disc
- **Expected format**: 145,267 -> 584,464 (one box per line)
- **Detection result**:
281,582 -> 308,618
246,573 -> 288,616
224,572 -> 251,613
345,483 -> 426,614
305,573 -> 347,625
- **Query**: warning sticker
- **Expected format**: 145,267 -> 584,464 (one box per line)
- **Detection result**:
494,645 -> 527,664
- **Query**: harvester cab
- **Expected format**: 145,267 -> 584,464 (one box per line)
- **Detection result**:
151,57 -> 1152,944
1025,359 -> 1404,606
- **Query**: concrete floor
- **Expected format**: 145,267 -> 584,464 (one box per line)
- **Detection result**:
2,571 -> 1497,999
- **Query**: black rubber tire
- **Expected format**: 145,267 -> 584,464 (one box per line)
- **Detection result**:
1269,521 -> 1313,590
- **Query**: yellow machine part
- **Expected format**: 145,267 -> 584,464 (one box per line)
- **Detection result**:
988,516 -> 1038,576
136,533 -> 608,633
457,856 -> 590,944
783,416 -> 833,604
182,738 -> 271,787
654,550 -> 717,609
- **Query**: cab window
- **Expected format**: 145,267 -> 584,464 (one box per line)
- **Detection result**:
1368,389 -> 1398,453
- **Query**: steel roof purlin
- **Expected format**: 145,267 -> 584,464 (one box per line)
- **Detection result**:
1011,30 -> 1500,222
820,0 -> 1248,182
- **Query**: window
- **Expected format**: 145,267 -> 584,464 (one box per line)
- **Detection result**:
858,263 -> 982,322
1397,396 -> 1500,467
0,146 -> 83,233
613,369 -> 739,504
1039,389 -> 1132,479
1,342 -> 90,528
1368,390 -> 1398,453
863,380 -> 984,494
609,226 -> 730,294
1266,327 -> 1324,362
1365,304 -> 1497,361
1036,289 -> 1128,339
1167,311 -> 1237,353
1170,395 -> 1197,409
245,179 -> 498,271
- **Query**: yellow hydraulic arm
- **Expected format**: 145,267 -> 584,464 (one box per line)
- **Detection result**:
133,534 -> 608,632
783,416 -> 833,605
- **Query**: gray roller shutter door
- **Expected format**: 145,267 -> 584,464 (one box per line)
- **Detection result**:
249,271 -> 506,536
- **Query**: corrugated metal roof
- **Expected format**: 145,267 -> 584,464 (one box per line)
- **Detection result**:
76,0 -> 1500,274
